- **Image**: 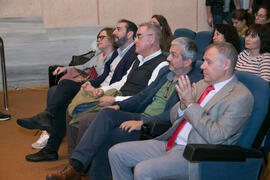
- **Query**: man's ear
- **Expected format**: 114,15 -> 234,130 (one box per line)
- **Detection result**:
127,31 -> 134,40
224,58 -> 232,70
150,33 -> 156,44
185,58 -> 193,68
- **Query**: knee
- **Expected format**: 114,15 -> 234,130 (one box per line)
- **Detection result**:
108,143 -> 124,163
108,144 -> 120,160
99,108 -> 117,115
97,108 -> 117,122
134,162 -> 152,180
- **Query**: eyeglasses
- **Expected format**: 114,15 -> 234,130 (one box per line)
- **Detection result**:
97,35 -> 107,41
255,13 -> 266,19
135,34 -> 152,39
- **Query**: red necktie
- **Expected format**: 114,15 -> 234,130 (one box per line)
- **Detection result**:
165,85 -> 214,151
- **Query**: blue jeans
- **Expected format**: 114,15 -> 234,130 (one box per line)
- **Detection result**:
212,12 -> 232,26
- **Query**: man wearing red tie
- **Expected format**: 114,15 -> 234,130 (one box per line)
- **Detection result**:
108,42 -> 254,180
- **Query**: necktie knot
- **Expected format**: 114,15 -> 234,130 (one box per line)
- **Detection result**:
205,85 -> 215,93
197,85 -> 215,104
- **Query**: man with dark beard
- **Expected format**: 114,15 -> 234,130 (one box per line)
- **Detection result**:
17,19 -> 138,162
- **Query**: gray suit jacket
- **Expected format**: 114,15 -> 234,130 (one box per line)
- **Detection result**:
156,75 -> 254,145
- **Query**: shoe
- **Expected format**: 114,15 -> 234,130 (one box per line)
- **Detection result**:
0,111 -> 10,121
46,165 -> 81,180
25,148 -> 58,162
32,131 -> 50,149
17,112 -> 53,132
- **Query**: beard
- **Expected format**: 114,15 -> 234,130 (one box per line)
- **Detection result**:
113,35 -> 128,47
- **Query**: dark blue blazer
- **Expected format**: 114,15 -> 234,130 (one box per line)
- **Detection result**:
118,65 -> 203,123
90,45 -> 137,88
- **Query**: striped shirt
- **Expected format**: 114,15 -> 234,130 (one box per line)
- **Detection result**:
235,50 -> 270,82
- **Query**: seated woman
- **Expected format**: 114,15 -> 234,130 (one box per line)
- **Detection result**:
31,27 -> 115,150
53,27 -> 115,82
231,9 -> 253,36
151,14 -> 174,52
235,24 -> 270,82
212,23 -> 241,53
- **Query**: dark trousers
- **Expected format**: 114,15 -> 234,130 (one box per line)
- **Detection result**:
45,79 -> 81,152
66,112 -> 98,154
70,108 -> 142,180
212,12 -> 232,26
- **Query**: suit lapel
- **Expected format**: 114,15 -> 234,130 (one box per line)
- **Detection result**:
203,75 -> 238,111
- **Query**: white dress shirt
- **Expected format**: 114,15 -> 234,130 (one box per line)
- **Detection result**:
175,76 -> 234,145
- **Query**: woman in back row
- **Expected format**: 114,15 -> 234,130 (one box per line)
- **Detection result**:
212,23 -> 241,53
235,23 -> 270,82
151,14 -> 174,52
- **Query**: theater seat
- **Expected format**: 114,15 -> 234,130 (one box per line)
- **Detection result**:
174,28 -> 196,40
194,31 -> 212,61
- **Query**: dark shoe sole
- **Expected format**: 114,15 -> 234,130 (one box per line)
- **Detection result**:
25,154 -> 58,162
46,177 -> 57,180
17,118 -> 52,132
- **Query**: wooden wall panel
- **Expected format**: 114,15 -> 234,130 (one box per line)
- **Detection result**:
42,0 -> 98,28
0,0 -> 41,17
151,0 -> 197,32
0,0 -> 210,31
99,0 -> 151,25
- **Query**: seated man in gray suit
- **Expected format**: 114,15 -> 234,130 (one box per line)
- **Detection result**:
108,42 -> 254,180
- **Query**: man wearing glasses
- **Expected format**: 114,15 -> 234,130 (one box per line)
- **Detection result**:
46,36 -> 203,180
255,4 -> 270,24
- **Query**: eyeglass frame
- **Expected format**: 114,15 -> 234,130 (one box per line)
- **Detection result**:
135,33 -> 153,40
255,13 -> 267,19
96,35 -> 108,41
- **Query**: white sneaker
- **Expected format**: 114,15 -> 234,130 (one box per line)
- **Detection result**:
32,131 -> 50,149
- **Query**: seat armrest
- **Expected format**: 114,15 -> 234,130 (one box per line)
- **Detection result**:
140,120 -> 171,140
183,144 -> 263,162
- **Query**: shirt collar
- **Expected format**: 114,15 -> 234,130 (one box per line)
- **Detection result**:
212,76 -> 234,92
167,71 -> 174,81
137,50 -> 162,66
117,42 -> 134,57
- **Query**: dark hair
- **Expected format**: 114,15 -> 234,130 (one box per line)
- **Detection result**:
152,14 -> 174,52
231,9 -> 253,26
212,24 -> 241,53
246,24 -> 270,53
118,19 -> 138,39
258,4 -> 270,20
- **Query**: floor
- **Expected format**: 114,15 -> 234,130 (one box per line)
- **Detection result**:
0,87 -> 71,180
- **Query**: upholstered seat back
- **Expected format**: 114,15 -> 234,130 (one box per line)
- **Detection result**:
235,71 -> 270,148
174,28 -> 196,40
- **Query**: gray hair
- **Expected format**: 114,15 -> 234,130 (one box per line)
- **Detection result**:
139,22 -> 162,46
171,37 -> 198,66
205,42 -> 238,71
